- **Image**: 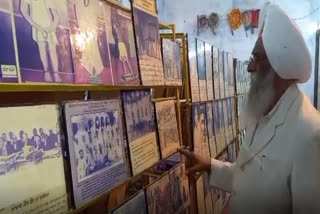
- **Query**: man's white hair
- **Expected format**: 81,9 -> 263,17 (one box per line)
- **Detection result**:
241,70 -> 275,128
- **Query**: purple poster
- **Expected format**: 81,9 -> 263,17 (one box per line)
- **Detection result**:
13,0 -> 74,83
67,0 -> 113,85
104,4 -> 140,85
64,99 -> 129,208
0,1 -> 18,83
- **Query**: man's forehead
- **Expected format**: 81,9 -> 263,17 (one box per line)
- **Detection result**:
252,38 -> 265,55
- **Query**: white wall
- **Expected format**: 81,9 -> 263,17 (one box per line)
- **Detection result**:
157,0 -> 320,100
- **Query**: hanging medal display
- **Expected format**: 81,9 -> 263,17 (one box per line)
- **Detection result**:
228,9 -> 243,36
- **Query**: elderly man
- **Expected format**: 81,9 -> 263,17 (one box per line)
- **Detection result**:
179,2 -> 320,214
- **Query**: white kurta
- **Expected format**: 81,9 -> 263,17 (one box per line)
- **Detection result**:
210,84 -> 320,214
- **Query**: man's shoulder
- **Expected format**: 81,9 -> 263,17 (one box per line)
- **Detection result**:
289,94 -> 320,144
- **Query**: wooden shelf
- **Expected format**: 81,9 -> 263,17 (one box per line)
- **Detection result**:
0,83 -> 181,93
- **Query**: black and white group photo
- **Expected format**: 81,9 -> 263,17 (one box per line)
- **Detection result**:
71,111 -> 124,182
122,90 -> 155,142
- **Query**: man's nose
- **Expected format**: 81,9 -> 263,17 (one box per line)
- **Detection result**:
247,60 -> 256,73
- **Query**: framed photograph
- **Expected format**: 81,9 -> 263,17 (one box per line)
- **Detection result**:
13,0 -> 74,83
187,36 -> 200,102
67,0 -> 114,84
192,104 -> 210,158
155,100 -> 180,159
169,164 -> 190,213
206,102 -> 217,158
122,90 -> 159,176
63,99 -> 129,208
146,173 -> 174,214
0,1 -> 18,82
162,38 -> 182,86
218,101 -> 226,150
104,4 -> 140,85
218,51 -> 225,99
112,191 -> 147,214
132,1 -> 164,86
212,47 -> 220,99
205,43 -> 214,100
0,105 -> 68,214
196,38 -> 207,101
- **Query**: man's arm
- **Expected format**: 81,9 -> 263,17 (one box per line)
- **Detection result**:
178,148 -> 235,192
209,159 -> 235,192
291,135 -> 320,213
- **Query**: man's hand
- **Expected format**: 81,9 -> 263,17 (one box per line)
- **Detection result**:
178,148 -> 211,175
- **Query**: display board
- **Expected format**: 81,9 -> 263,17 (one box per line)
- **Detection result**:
0,1 -> 18,82
218,51 -> 225,99
112,191 -> 147,214
223,52 -> 229,98
67,0 -> 113,84
146,173 -> 173,214
122,90 -> 159,176
104,4 -> 140,85
187,37 -> 200,102
63,99 -> 129,208
132,0 -> 164,85
169,164 -> 190,213
213,101 -> 222,154
231,98 -> 237,136
155,100 -> 180,159
196,175 -> 206,214
0,105 -> 68,214
227,53 -> 234,97
218,152 -> 231,207
205,43 -> 214,100
218,101 -> 226,150
212,47 -> 220,100
196,39 -> 207,101
222,99 -> 230,145
203,173 -> 214,214
162,39 -> 182,86
206,102 -> 217,158
14,0 -> 74,83
192,104 -> 210,158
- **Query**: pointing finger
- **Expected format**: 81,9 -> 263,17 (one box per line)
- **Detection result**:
177,148 -> 195,160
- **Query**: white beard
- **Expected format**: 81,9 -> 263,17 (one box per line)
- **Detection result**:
241,70 -> 275,128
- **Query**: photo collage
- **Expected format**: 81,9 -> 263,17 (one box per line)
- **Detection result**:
0,0 -> 182,86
